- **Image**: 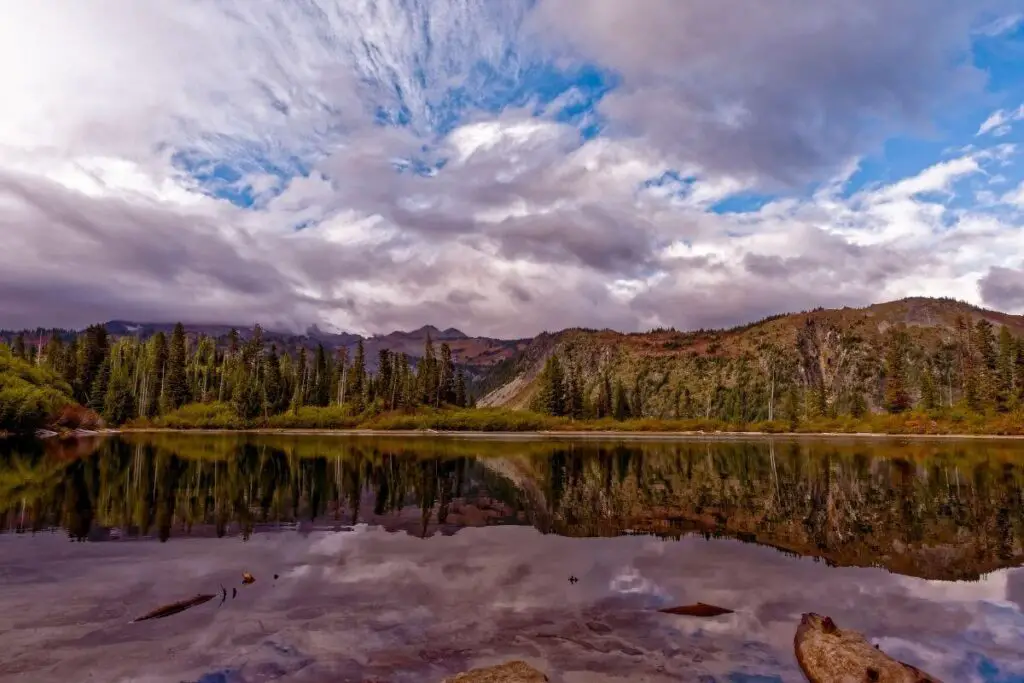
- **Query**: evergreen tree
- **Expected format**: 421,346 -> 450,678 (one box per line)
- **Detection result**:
919,363 -> 938,411
291,347 -> 308,412
88,358 -> 110,414
75,324 -> 109,406
996,326 -> 1014,412
454,369 -> 467,408
884,330 -> 911,414
312,344 -> 330,407
103,342 -> 136,425
347,340 -> 366,412
11,333 -> 26,360
438,343 -> 456,406
975,319 -> 998,406
265,344 -> 283,412
418,333 -> 437,404
613,379 -> 630,421
164,323 -> 190,411
532,355 -> 566,416
145,332 -> 168,417
565,367 -> 584,419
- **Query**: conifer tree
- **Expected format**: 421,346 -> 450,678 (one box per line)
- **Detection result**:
347,340 -> 366,412
454,369 -> 467,408
919,363 -> 938,411
265,344 -> 283,412
164,323 -> 190,410
613,379 -> 630,421
418,333 -> 437,404
89,357 -> 110,414
884,330 -> 911,414
438,343 -> 456,406
996,326 -> 1014,412
312,343 -> 330,407
291,347 -> 308,412
11,333 -> 26,360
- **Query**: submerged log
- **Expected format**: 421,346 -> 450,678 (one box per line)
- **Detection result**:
795,613 -> 943,683
658,602 -> 734,617
442,661 -> 548,683
132,593 -> 216,622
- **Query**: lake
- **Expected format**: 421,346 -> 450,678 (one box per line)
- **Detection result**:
1,434 -> 1022,683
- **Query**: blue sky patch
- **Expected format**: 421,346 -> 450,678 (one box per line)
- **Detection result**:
172,146 -> 310,209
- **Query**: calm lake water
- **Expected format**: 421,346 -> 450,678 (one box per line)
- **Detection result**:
1,434 -> 1023,683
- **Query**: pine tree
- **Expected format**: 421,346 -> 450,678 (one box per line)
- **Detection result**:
884,330 -> 911,414
919,363 -> 938,411
291,347 -> 308,412
975,319 -> 998,407
565,367 -> 584,419
438,343 -> 456,406
11,333 -> 26,360
146,332 -> 168,417
312,344 -> 330,406
531,355 -> 566,416
75,324 -> 109,405
418,333 -> 437,404
103,343 -> 136,425
265,344 -> 283,412
164,323 -> 190,410
89,358 -> 110,414
454,369 -> 467,408
348,340 -> 366,412
613,379 -> 630,421
996,326 -> 1014,412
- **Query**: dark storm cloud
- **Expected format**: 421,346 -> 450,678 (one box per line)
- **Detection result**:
979,266 -> 1024,311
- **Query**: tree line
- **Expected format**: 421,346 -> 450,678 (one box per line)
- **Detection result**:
2,324 -> 471,426
531,316 -> 1024,424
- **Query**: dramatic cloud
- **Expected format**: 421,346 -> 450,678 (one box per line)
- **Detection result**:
1,0 -> 1023,335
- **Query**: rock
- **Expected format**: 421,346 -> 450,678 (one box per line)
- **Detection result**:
442,661 -> 548,683
795,613 -> 943,682
34,429 -> 59,439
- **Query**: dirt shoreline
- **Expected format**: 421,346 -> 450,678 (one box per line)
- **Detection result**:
109,427 -> 1024,441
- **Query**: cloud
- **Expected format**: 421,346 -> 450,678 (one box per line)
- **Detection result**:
0,1 -> 1023,336
979,266 -> 1024,311
977,105 -> 1024,137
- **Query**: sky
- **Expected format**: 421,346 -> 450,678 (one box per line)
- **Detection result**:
1,0 -> 1024,337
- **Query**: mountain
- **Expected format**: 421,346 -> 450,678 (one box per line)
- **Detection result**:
0,320 -> 529,378
478,297 -> 1024,418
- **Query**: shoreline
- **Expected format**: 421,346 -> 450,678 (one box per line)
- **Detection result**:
110,427 -> 1024,441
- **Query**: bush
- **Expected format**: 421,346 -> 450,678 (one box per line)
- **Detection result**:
0,346 -> 76,434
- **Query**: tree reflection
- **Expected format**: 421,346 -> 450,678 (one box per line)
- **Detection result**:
1,435 -> 1022,580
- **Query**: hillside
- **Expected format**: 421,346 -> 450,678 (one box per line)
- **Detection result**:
479,297 -> 1024,421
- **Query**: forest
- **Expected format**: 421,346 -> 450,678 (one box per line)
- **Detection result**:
0,323 -> 470,433
3,307 -> 1024,435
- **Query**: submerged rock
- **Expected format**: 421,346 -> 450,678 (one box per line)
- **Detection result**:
795,613 -> 942,682
442,661 -> 547,683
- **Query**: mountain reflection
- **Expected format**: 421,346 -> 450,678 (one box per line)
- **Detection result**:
2,434 -> 1022,580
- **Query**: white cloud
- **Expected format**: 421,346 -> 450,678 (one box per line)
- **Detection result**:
977,104 -> 1024,137
0,0 -> 1023,335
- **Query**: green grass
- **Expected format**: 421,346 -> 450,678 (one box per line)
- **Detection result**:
122,402 -> 1024,436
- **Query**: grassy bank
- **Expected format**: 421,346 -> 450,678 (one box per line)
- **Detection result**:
122,402 -> 1024,436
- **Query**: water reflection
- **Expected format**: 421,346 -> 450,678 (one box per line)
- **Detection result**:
2,434 -> 1022,581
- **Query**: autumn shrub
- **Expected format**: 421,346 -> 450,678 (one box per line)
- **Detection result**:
0,345 -> 77,434
52,404 -> 104,430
